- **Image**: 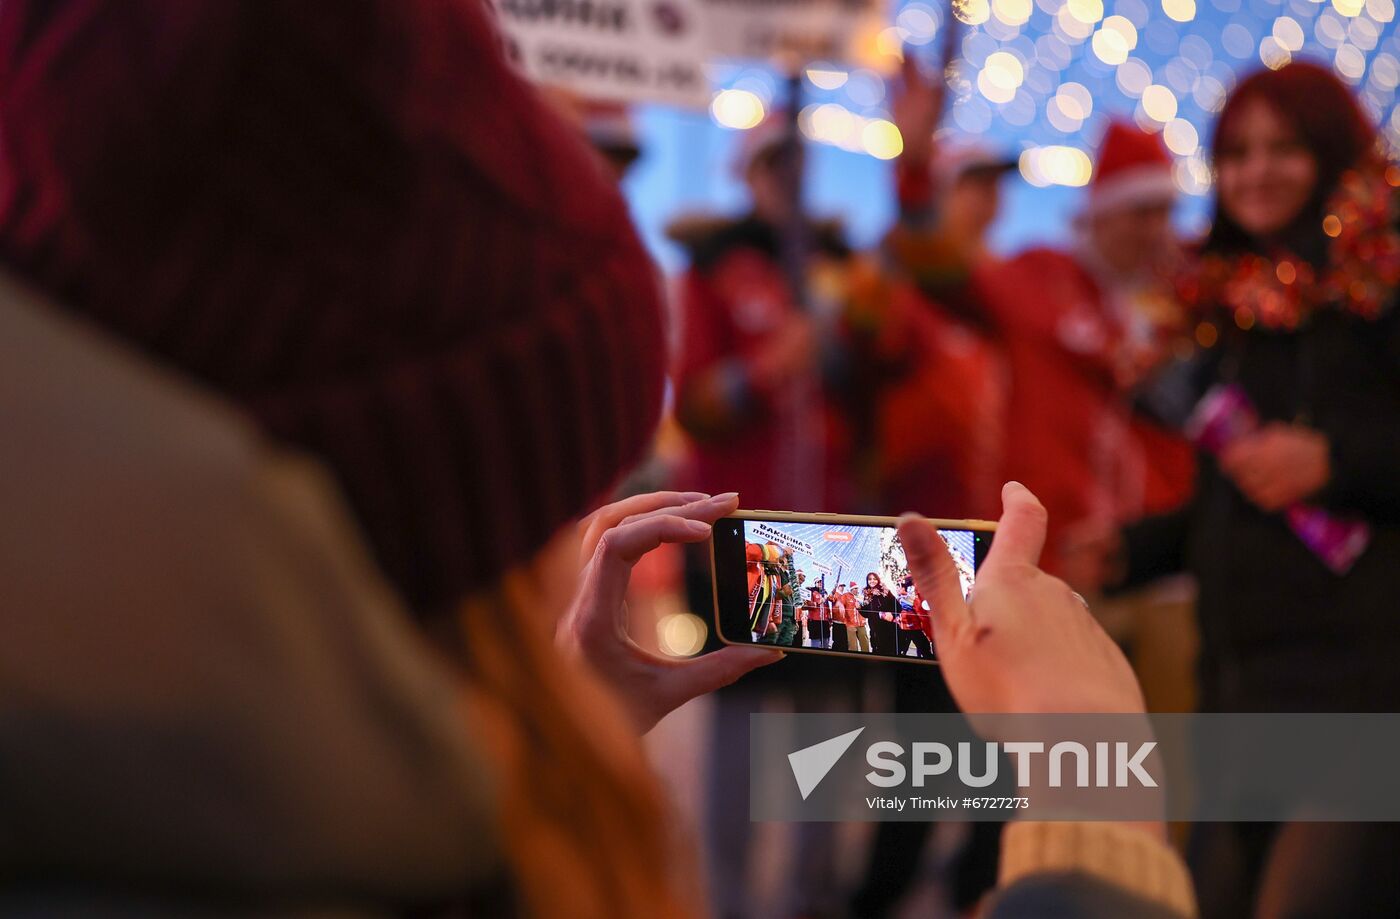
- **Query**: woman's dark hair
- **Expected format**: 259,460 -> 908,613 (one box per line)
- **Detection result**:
1204,60 -> 1377,257
866,572 -> 884,588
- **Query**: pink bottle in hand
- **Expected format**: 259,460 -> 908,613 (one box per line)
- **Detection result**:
1187,384 -> 1370,575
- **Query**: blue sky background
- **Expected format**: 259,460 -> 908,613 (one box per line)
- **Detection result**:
742,520 -> 975,595
744,519 -> 891,591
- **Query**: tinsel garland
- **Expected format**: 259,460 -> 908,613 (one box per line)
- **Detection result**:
1177,158 -> 1400,332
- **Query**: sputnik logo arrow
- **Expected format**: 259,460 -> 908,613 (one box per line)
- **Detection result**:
788,727 -> 865,800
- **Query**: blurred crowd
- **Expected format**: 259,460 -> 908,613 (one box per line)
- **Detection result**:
581,37 -> 1400,919
3,1 -> 1400,919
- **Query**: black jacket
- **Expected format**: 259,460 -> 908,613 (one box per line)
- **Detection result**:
859,589 -> 900,621
1123,303 -> 1400,711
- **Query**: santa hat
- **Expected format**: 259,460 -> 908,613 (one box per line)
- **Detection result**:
1085,121 -> 1176,216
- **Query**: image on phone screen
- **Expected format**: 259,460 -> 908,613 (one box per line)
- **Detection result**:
711,514 -> 991,663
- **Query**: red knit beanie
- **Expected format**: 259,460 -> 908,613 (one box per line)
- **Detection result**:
0,0 -> 666,615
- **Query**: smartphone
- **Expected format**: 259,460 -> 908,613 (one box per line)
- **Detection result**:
711,510 -> 994,664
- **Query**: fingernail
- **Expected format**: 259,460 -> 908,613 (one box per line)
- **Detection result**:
686,519 -> 712,535
897,515 -> 929,541
682,491 -> 710,501
710,491 -> 739,503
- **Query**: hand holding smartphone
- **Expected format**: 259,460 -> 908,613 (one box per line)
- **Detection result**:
711,510 -> 994,665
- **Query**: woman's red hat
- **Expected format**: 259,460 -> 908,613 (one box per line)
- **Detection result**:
0,0 -> 667,614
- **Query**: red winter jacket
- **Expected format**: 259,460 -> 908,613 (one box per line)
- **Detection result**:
974,249 -> 1193,574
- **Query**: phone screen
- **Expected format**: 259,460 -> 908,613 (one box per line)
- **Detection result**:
711,515 -> 991,663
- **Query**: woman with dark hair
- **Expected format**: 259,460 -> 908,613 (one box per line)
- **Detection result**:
1070,61 -> 1400,917
858,570 -> 900,656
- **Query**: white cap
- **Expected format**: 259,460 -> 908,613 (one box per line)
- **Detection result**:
935,139 -> 1018,187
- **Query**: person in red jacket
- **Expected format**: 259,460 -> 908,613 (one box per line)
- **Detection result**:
677,120 -> 866,918
890,55 -> 1194,574
670,115 -> 855,513
973,122 -> 1196,574
802,585 -> 834,650
867,55 -> 1016,521
832,582 -> 867,653
895,577 -> 934,659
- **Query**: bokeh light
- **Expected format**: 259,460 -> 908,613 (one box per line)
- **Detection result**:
1058,81 -> 1095,118
1103,13 -> 1141,45
1334,43 -> 1365,81
1116,57 -> 1154,95
979,50 -> 1027,102
806,65 -> 850,90
1164,117 -> 1200,154
657,612 -> 708,658
1222,22 -> 1255,58
1173,155 -> 1213,196
994,0 -> 1035,26
710,89 -> 765,129
624,0 -> 1400,272
1272,16 -> 1305,51
1141,83 -> 1179,121
1162,0 -> 1197,22
954,0 -> 992,25
896,3 -> 940,42
862,118 -> 905,158
1092,24 -> 1132,62
1020,145 -> 1095,186
1068,0 -> 1106,24
1259,35 -> 1292,69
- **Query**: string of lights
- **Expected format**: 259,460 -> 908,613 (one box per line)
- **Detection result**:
707,0 -> 1400,196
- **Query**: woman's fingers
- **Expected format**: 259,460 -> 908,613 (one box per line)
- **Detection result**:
574,514 -> 715,647
897,514 -> 971,640
659,645 -> 784,704
982,481 -> 1048,572
579,491 -> 708,559
597,513 -> 714,564
619,492 -> 738,528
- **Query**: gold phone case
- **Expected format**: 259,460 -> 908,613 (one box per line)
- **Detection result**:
710,509 -> 996,666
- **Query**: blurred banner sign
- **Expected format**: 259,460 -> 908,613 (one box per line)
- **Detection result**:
495,0 -> 711,107
752,522 -> 814,556
496,0 -> 884,106
696,0 -> 879,63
